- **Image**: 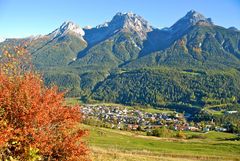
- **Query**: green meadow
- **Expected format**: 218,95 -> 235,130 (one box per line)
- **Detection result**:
81,125 -> 240,161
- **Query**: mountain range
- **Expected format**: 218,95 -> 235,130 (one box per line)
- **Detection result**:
1,10 -> 240,113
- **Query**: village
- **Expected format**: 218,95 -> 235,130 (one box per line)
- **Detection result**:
81,104 -> 227,132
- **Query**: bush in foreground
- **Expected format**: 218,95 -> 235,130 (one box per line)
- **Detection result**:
0,47 -> 89,160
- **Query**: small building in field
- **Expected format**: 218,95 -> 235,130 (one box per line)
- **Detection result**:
203,127 -> 210,133
188,126 -> 200,132
225,111 -> 238,114
215,127 -> 227,132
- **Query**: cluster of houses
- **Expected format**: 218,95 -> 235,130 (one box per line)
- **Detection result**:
81,104 -> 220,132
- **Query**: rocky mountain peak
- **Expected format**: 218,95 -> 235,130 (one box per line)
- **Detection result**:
185,10 -> 205,19
169,10 -> 213,34
228,26 -> 239,32
109,12 -> 153,33
0,37 -> 6,43
185,10 -> 213,25
48,21 -> 85,39
84,12 -> 153,45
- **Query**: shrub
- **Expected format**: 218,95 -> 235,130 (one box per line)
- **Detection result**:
0,47 -> 89,160
151,126 -> 173,137
176,131 -> 186,139
187,134 -> 207,139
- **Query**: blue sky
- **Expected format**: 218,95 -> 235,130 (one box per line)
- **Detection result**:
0,0 -> 240,38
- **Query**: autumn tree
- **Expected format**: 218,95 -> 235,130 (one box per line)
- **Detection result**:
0,46 -> 89,160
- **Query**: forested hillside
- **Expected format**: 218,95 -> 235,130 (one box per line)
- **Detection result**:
1,10 -> 240,114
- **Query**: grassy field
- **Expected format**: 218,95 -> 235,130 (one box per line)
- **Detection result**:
65,97 -> 83,105
81,125 -> 240,161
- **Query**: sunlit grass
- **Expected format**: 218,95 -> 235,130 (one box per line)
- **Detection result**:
82,125 -> 240,161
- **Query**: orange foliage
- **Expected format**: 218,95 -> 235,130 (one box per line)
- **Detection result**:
178,39 -> 188,53
178,39 -> 185,46
193,47 -> 202,54
0,47 -> 89,160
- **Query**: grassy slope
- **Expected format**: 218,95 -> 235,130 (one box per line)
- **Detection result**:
81,125 -> 240,161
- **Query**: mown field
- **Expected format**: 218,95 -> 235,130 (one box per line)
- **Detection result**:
81,125 -> 240,161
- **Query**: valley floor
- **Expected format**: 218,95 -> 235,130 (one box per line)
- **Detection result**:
82,125 -> 240,161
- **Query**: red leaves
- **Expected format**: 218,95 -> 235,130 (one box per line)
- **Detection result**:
0,47 -> 89,160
